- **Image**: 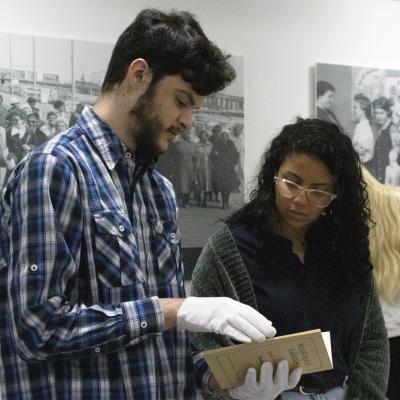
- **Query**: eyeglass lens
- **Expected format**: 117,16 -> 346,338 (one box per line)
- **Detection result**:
279,179 -> 332,207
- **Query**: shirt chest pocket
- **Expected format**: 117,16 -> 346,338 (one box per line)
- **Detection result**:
93,211 -> 144,288
150,219 -> 182,285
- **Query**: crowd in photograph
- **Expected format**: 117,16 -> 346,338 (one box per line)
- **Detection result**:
0,92 -> 245,208
157,122 -> 244,210
351,94 -> 400,186
0,94 -> 85,187
316,80 -> 400,186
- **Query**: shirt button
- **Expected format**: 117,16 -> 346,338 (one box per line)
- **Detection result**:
30,264 -> 38,272
140,321 -> 148,329
118,225 -> 125,232
94,347 -> 101,353
170,232 -> 178,244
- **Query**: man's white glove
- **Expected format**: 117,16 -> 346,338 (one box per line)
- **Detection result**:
176,297 -> 276,343
228,360 -> 302,400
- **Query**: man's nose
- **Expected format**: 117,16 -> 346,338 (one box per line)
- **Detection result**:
178,108 -> 194,131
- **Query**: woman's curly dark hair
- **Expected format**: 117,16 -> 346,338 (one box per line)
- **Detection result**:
228,118 -> 372,292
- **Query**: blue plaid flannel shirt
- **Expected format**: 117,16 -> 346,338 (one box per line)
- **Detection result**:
0,106 -> 198,399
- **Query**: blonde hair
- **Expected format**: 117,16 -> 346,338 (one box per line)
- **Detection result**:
363,167 -> 400,303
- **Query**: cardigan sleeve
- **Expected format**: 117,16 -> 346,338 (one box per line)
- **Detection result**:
190,241 -> 236,347
190,231 -> 240,400
346,272 -> 390,399
190,224 -> 252,350
190,233 -> 237,347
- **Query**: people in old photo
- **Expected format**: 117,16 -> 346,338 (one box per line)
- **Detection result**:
52,100 -> 69,120
194,129 -> 213,208
371,96 -> 394,183
385,123 -> 400,185
69,103 -> 85,127
174,130 -> 197,208
26,96 -> 41,118
351,94 -> 375,166
0,94 -> 8,128
157,120 -> 244,211
316,80 -> 344,131
5,108 -> 29,164
39,110 -> 57,138
231,122 -> 244,191
0,125 -> 15,186
208,123 -> 223,202
25,113 -> 48,150
210,127 -> 240,209
54,116 -> 69,134
7,96 -> 20,113
316,64 -> 400,187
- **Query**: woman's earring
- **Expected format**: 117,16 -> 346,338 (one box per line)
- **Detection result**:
322,207 -> 332,217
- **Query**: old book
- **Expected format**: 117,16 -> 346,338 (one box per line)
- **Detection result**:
202,329 -> 333,390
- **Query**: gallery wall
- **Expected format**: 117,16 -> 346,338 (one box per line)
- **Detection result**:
2,0 -> 400,193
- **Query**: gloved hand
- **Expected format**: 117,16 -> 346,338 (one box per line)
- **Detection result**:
176,296 -> 276,343
228,360 -> 302,400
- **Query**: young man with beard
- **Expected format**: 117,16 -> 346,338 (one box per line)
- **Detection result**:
0,8 -> 300,400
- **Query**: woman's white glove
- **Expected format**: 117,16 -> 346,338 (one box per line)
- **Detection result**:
228,360 -> 302,400
176,297 -> 276,343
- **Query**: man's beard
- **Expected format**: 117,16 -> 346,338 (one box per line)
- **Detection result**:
130,86 -> 166,158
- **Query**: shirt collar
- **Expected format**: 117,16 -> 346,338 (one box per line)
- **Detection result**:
77,105 -> 123,171
77,105 -> 158,173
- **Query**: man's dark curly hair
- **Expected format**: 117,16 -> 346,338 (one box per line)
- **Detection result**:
101,8 -> 235,96
228,118 -> 372,292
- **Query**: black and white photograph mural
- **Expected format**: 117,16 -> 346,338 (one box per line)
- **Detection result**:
315,62 -> 400,186
0,31 -> 244,281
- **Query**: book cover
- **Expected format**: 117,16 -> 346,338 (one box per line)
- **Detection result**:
202,329 -> 333,390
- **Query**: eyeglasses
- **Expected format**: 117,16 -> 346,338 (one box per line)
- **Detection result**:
274,176 -> 337,208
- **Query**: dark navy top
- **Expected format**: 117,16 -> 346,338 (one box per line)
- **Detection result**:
229,222 -> 361,390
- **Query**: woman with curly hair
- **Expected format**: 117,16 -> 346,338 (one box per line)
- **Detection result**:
190,118 -> 389,399
363,168 -> 400,400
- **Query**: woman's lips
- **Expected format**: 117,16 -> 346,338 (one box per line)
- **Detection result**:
287,209 -> 307,218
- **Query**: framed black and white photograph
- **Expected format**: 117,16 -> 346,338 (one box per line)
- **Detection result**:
315,62 -> 400,186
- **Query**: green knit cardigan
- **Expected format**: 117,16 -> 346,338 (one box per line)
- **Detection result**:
190,224 -> 389,400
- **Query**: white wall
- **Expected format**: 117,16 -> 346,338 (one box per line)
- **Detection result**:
2,0 -> 400,190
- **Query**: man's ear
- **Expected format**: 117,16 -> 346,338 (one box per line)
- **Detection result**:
126,58 -> 153,90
